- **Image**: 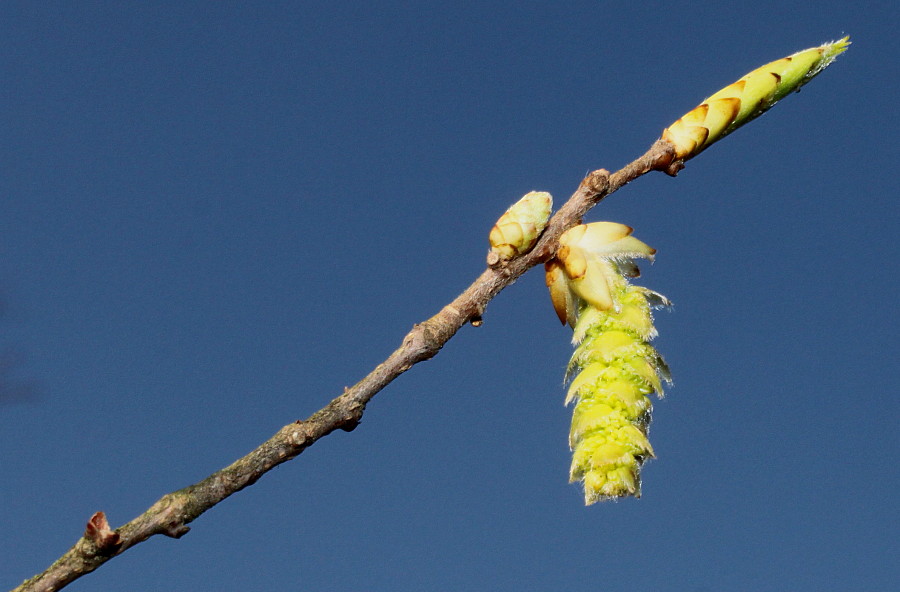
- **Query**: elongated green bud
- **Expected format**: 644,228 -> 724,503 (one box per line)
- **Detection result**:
489,191 -> 553,261
547,222 -> 670,503
662,37 -> 850,161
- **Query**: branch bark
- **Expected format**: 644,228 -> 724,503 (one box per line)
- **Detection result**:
13,139 -> 677,592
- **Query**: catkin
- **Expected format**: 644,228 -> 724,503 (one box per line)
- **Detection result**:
547,223 -> 670,503
566,283 -> 670,503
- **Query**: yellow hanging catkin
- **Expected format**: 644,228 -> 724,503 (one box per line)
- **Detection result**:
662,37 -> 850,161
547,223 -> 670,503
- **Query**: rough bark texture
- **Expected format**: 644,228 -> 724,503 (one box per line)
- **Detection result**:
14,139 -> 676,592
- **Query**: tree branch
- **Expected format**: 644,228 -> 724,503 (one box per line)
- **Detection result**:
13,139 -> 676,592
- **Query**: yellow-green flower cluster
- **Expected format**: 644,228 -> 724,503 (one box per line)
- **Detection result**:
546,222 -> 670,503
662,37 -> 850,161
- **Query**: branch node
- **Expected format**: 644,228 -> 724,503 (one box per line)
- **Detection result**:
287,423 -> 312,445
403,323 -> 432,356
84,511 -> 121,555
402,326 -> 420,347
162,523 -> 191,539
581,169 -> 610,195
661,159 -> 685,176
340,419 -> 360,432
647,138 -> 681,175
485,251 -> 501,267
339,407 -> 363,432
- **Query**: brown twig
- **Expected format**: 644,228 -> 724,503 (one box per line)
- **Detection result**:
13,139 -> 676,592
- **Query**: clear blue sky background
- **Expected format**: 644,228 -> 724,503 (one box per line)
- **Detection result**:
2,2 -> 897,590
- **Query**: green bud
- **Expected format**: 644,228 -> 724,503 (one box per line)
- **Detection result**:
662,37 -> 850,161
489,191 -> 552,260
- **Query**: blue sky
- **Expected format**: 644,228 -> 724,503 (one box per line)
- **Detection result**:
2,2 -> 897,590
